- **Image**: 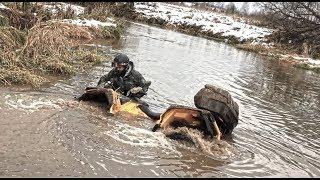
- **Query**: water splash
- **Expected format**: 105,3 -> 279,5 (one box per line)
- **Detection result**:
163,127 -> 237,160
4,94 -> 62,113
103,122 -> 178,153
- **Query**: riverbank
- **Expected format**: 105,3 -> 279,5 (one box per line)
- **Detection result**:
1,2 -> 319,89
0,2 -> 124,87
131,2 -> 320,73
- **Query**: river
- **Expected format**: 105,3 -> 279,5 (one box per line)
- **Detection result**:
0,22 -> 319,177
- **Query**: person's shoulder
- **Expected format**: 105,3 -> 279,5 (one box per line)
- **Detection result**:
107,68 -> 116,75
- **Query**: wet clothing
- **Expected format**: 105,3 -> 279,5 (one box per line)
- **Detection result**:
97,61 -> 150,99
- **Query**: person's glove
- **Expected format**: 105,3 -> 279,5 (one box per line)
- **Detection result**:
129,87 -> 143,94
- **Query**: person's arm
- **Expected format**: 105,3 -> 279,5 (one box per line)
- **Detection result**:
129,71 -> 151,98
137,72 -> 150,94
97,70 -> 114,88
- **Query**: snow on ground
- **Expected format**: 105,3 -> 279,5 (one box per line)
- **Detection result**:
41,2 -> 85,16
202,2 -> 263,14
134,2 -> 320,68
40,2 -> 116,28
182,2 -> 193,7
134,2 -> 272,42
0,3 -> 9,9
307,59 -> 320,65
60,18 -> 116,28
281,55 -> 320,67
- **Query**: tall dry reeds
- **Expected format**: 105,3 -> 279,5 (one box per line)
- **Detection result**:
79,2 -> 113,22
0,14 -> 9,26
0,67 -> 47,86
0,2 -> 124,87
0,26 -> 48,86
0,26 -> 26,66
0,26 -> 25,50
18,21 -> 97,75
0,8 -> 38,30
0,21 -> 112,87
21,21 -> 93,59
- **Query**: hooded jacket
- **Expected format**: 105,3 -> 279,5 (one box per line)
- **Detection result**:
97,61 -> 150,99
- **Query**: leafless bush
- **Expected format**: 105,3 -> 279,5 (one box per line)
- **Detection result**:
261,2 -> 320,58
108,2 -> 136,18
77,2 -> 113,22
225,2 -> 237,14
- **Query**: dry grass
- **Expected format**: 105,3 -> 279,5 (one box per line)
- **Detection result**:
79,2 -> 135,25
0,14 -> 9,26
0,26 -> 26,50
0,26 -> 26,67
16,21 -> 93,76
20,21 -> 93,59
79,2 -> 113,22
53,4 -> 76,20
0,21 -> 112,87
236,43 -> 272,54
0,67 -> 47,86
100,25 -> 124,39
0,8 -> 38,30
0,3 -> 124,88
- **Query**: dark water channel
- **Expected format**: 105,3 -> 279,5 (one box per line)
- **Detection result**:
0,22 -> 319,177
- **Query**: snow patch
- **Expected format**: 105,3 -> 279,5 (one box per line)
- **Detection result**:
5,95 -> 62,113
134,2 -> 320,68
291,56 -> 320,65
183,2 -> 193,7
41,2 -> 85,16
60,18 -> 116,28
134,2 -> 272,42
307,59 -> 320,65
0,3 -> 9,9
221,2 -> 262,14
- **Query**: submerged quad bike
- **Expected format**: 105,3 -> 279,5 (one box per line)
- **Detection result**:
77,84 -> 239,141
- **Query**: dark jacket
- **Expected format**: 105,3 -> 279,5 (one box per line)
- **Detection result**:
97,61 -> 150,99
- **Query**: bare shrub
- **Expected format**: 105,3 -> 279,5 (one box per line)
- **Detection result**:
261,2 -> 320,58
76,2 -> 134,21
79,2 -> 113,22
52,4 -> 76,20
107,2 -> 136,19
225,2 -> 237,14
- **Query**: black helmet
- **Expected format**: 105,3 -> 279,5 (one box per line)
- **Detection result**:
112,53 -> 129,67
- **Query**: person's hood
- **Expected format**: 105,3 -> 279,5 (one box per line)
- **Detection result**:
124,61 -> 134,77
114,61 -> 134,78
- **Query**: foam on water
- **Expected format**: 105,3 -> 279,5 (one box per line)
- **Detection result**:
103,122 -> 178,153
4,94 -> 62,113
163,127 -> 238,160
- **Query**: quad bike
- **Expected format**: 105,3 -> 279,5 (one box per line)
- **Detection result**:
77,84 -> 239,141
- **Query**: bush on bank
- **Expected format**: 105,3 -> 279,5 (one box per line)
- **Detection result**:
0,3 -> 122,87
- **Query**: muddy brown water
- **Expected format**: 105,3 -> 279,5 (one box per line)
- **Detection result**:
0,22 -> 319,177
